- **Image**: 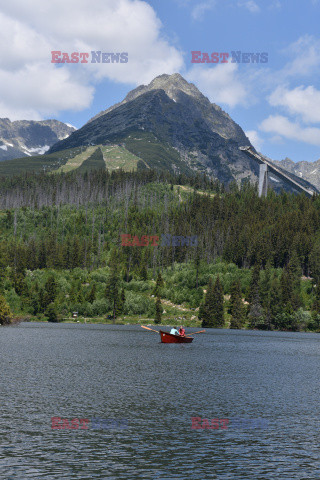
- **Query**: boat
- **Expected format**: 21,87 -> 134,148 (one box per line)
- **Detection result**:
159,330 -> 193,344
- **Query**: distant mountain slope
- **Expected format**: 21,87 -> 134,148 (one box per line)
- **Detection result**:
273,157 -> 320,190
0,118 -> 76,161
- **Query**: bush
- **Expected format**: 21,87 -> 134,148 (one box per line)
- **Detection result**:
91,299 -> 112,316
123,291 -> 153,315
292,308 -> 311,332
45,303 -> 58,322
124,280 -> 150,292
0,295 -> 11,325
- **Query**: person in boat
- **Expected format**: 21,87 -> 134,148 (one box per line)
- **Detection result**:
179,326 -> 185,336
170,327 -> 179,335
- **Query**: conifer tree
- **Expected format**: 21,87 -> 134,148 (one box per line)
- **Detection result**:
247,264 -> 260,304
194,253 -> 200,289
46,303 -> 58,322
212,275 -> 224,327
140,262 -> 148,281
248,295 -> 264,329
260,262 -> 272,310
312,282 -> 320,314
229,280 -> 245,329
280,253 -> 301,314
105,266 -> 121,323
310,239 -> 320,284
44,275 -> 57,306
199,277 -> 214,327
248,265 -> 264,329
155,297 -> 162,324
87,283 -> 96,303
117,288 -> 125,317
270,272 -> 282,322
153,272 -> 164,297
200,276 -> 224,327
0,295 -> 11,325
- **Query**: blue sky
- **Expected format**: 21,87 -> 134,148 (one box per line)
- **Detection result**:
1,0 -> 320,162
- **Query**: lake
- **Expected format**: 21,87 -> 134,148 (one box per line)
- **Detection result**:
1,323 -> 320,479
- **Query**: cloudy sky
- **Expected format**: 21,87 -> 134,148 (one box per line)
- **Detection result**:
1,0 -> 320,162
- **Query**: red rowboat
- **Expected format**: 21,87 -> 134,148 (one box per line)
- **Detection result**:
159,330 -> 193,343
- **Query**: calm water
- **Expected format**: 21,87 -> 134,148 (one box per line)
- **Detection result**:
1,323 -> 320,479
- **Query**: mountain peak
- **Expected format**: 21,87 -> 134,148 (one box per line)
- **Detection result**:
89,73 -> 205,123
124,73 -> 203,103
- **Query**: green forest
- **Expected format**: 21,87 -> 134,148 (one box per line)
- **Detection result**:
1,167 -> 320,331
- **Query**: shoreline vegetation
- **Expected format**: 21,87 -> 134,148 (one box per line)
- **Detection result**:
1,168 -> 320,333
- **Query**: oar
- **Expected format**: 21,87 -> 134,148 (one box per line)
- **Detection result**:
185,330 -> 206,336
141,325 -> 159,334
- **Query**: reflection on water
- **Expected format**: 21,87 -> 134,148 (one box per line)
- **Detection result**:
1,323 -> 320,479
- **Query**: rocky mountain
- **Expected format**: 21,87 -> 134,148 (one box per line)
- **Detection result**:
272,157 -> 320,190
0,119 -> 76,161
49,73 -> 263,186
47,73 -> 315,194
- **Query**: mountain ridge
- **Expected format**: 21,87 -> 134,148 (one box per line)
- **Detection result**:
0,118 -> 76,161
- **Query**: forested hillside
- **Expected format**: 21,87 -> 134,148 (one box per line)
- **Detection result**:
1,168 -> 320,331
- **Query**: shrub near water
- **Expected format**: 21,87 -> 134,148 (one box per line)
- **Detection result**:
0,295 -> 11,325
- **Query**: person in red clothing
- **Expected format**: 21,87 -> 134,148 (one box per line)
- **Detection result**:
179,326 -> 185,336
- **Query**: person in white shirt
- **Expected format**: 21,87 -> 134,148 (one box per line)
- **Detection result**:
170,327 -> 179,335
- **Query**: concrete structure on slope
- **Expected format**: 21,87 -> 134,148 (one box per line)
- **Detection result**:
239,146 -> 317,197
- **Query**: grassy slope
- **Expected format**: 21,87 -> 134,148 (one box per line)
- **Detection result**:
55,146 -> 98,173
100,144 -> 149,171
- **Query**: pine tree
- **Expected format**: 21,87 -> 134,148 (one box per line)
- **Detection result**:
155,297 -> 162,324
260,262 -> 272,310
248,265 -> 264,329
280,253 -> 301,314
87,283 -> 96,303
270,272 -> 282,323
212,275 -> 224,327
44,275 -> 57,306
105,266 -> 121,323
195,253 -> 200,288
247,264 -> 260,304
200,276 -> 224,327
288,250 -> 302,310
312,283 -> 320,314
153,272 -> 164,297
0,295 -> 11,325
199,277 -> 214,327
139,263 -> 148,281
229,280 -> 245,329
310,238 -> 320,283
46,303 -> 58,322
248,295 -> 264,329
116,288 -> 125,317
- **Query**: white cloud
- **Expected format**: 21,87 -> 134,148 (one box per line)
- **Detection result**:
0,0 -> 184,120
191,1 -> 216,20
281,35 -> 320,78
260,115 -> 320,146
269,85 -> 320,124
245,130 -> 264,150
186,63 -> 249,108
237,0 -> 260,12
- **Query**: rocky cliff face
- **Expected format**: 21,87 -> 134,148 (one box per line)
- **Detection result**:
273,157 -> 320,190
0,119 -> 76,161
